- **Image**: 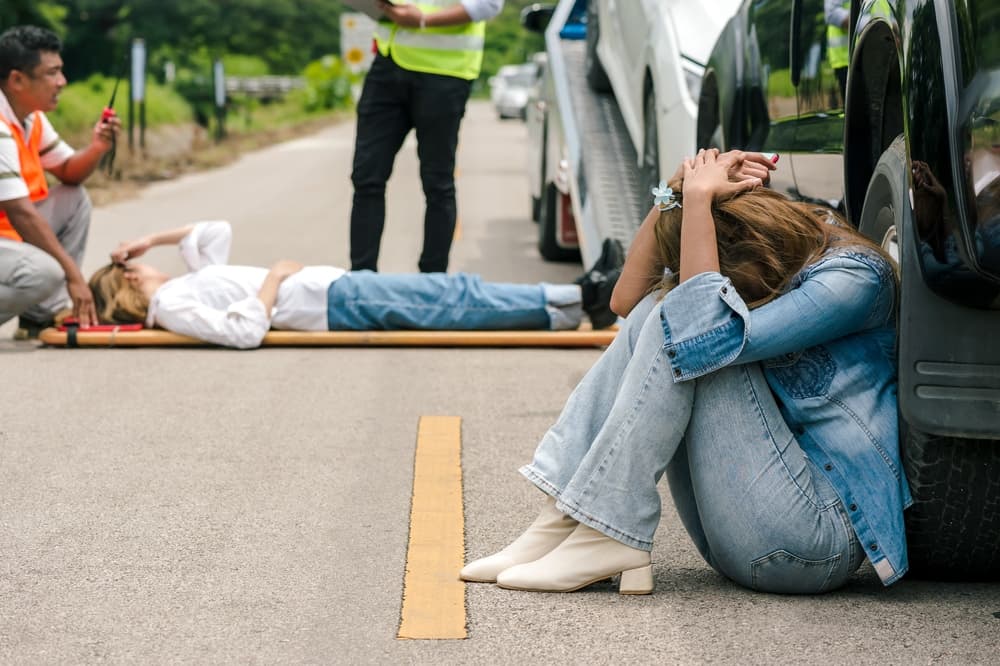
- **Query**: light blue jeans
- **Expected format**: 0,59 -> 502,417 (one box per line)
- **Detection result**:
326,271 -> 582,331
522,294 -> 865,594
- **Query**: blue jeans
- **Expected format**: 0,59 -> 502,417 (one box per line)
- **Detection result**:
521,294 -> 865,593
326,271 -> 580,330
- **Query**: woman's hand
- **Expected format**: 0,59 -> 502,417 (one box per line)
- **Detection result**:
720,150 -> 776,185
257,260 -> 304,314
267,260 -> 305,281
111,237 -> 152,265
682,149 -> 762,203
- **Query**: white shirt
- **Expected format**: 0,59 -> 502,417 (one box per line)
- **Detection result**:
461,0 -> 504,22
146,221 -> 345,349
0,89 -> 75,203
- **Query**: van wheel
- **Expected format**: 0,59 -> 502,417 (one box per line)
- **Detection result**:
585,2 -> 611,92
640,88 -> 660,196
538,182 -> 580,262
859,135 -> 1000,581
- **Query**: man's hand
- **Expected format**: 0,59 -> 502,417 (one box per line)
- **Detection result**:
66,275 -> 98,327
111,236 -> 152,265
91,111 -> 122,152
379,1 -> 424,27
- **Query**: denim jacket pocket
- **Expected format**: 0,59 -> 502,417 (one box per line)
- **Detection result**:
750,549 -> 842,594
764,346 -> 836,398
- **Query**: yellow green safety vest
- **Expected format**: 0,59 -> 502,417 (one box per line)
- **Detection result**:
374,0 -> 487,80
827,1 -> 851,70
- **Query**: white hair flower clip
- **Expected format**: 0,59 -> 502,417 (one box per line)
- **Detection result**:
652,181 -> 682,211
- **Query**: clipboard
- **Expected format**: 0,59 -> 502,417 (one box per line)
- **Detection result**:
344,0 -> 397,20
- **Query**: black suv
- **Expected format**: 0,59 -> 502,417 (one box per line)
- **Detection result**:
698,0 -> 1000,580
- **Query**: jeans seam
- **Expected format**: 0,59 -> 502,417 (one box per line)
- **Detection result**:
560,349 -> 665,551
742,365 -> 824,512
343,298 -> 542,314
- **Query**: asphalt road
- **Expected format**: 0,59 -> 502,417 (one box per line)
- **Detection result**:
1,101 -> 998,664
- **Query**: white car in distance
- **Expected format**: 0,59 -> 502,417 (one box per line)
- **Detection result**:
586,0 -> 742,193
489,62 -> 539,120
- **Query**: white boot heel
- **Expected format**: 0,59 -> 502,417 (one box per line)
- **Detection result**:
618,564 -> 654,595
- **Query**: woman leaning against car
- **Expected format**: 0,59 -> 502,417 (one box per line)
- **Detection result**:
461,148 -> 910,594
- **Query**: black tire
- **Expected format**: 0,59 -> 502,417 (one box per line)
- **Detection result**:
901,427 -> 1000,580
531,195 -> 541,223
585,2 -> 611,93
538,182 -> 581,262
640,87 -> 659,196
860,135 -> 1000,581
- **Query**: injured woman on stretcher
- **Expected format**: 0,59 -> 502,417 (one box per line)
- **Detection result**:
87,221 -> 623,349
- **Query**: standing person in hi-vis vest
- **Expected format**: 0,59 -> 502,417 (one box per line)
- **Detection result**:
349,0 -> 504,274
825,0 -> 850,101
0,26 -> 121,337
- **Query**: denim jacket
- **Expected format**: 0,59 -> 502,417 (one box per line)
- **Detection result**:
660,248 -> 912,585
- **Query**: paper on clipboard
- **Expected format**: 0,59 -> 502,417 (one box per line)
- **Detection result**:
344,0 -> 397,20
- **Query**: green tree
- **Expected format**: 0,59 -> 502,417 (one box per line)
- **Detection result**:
0,1 -> 66,35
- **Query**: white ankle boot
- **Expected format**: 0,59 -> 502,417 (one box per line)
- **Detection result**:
495,522 -> 653,594
460,496 -> 578,583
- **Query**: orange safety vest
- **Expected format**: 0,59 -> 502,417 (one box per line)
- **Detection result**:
0,112 -> 49,242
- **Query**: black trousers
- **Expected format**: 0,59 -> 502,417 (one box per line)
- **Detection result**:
350,52 -> 473,273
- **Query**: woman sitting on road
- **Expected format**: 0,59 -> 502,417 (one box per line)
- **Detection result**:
461,149 -> 910,594
88,221 -> 623,349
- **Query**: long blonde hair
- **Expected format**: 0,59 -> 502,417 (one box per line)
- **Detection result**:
89,264 -> 149,324
653,183 -> 896,308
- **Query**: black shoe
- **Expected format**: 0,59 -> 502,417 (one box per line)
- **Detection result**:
13,315 -> 54,340
575,239 -> 625,329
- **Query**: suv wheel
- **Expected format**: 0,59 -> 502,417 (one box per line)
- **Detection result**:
859,136 -> 1000,581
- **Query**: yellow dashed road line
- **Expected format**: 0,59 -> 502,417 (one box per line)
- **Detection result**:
398,416 -> 467,640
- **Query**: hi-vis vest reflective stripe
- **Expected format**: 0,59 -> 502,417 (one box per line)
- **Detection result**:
0,113 -> 48,242
374,0 -> 486,80
827,1 -> 851,70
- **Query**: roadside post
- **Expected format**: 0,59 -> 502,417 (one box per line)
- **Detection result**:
129,38 -> 146,151
213,59 -> 227,141
128,37 -> 146,150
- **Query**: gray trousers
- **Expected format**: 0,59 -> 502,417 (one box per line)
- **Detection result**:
0,184 -> 92,325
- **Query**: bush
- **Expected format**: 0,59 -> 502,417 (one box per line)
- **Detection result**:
48,74 -> 193,139
297,55 -> 358,112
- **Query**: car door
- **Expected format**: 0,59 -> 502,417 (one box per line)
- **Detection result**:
597,0 -> 649,150
740,0 -> 801,198
788,0 -> 846,205
740,0 -> 841,205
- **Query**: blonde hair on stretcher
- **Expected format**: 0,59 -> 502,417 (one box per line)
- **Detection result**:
88,264 -> 149,324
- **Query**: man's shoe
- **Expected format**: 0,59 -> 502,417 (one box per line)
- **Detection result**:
13,315 -> 54,341
575,238 -> 625,329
